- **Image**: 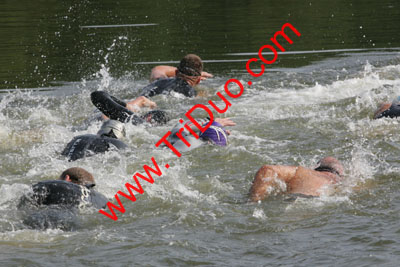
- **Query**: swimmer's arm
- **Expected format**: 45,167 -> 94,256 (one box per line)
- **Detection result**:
249,165 -> 297,202
215,118 -> 236,127
214,118 -> 235,135
150,66 -> 177,81
126,96 -> 157,112
373,102 -> 391,119
100,94 -> 148,120
150,65 -> 213,82
100,94 -> 130,120
199,71 -> 213,81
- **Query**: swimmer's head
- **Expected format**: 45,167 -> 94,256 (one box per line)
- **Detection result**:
315,157 -> 344,178
59,167 -> 95,186
200,121 -> 228,146
97,119 -> 126,139
141,110 -> 170,125
177,54 -> 203,77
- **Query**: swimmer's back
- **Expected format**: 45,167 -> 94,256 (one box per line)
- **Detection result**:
62,134 -> 127,161
19,180 -> 108,209
140,77 -> 196,98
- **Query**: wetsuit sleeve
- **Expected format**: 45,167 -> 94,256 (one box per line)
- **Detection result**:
110,95 -> 128,107
91,91 -> 134,123
140,79 -> 165,97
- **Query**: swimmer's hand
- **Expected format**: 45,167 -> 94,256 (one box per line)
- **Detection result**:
142,98 -> 157,109
215,118 -> 236,127
126,96 -> 157,112
200,71 -> 213,81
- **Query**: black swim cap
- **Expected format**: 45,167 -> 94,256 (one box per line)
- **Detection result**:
130,115 -> 145,125
315,157 -> 344,177
141,110 -> 170,125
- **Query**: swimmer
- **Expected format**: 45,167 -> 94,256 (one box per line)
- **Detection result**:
18,167 -> 108,230
62,119 -> 128,161
166,117 -> 236,153
373,96 -> 400,119
141,54 -> 213,98
249,157 -> 344,202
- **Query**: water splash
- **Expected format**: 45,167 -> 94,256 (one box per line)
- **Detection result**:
93,36 -> 129,91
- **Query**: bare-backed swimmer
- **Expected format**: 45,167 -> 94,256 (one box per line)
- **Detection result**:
249,157 -> 344,202
141,54 -> 213,98
18,167 -> 108,230
374,96 -> 400,119
63,91 -> 170,161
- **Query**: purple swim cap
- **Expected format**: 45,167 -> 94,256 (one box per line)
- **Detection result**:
199,121 -> 228,146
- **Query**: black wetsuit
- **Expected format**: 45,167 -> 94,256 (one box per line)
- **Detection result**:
376,102 -> 400,119
140,77 -> 196,98
62,134 -> 127,161
18,180 -> 108,230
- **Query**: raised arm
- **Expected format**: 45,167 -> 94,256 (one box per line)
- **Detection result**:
249,165 -> 297,202
91,91 -> 133,122
199,71 -> 213,81
214,118 -> 236,127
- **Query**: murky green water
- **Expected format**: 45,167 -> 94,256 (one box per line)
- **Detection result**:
1,0 -> 400,266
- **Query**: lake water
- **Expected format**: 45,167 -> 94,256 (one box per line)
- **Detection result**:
1,0 -> 400,266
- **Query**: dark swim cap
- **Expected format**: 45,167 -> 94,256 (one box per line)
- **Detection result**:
199,121 -> 228,146
130,115 -> 145,125
315,157 -> 344,177
141,110 -> 170,125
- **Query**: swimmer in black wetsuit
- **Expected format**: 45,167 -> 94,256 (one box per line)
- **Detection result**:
62,119 -> 128,161
18,167 -> 108,230
141,54 -> 213,98
373,96 -> 400,119
63,91 -> 170,161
